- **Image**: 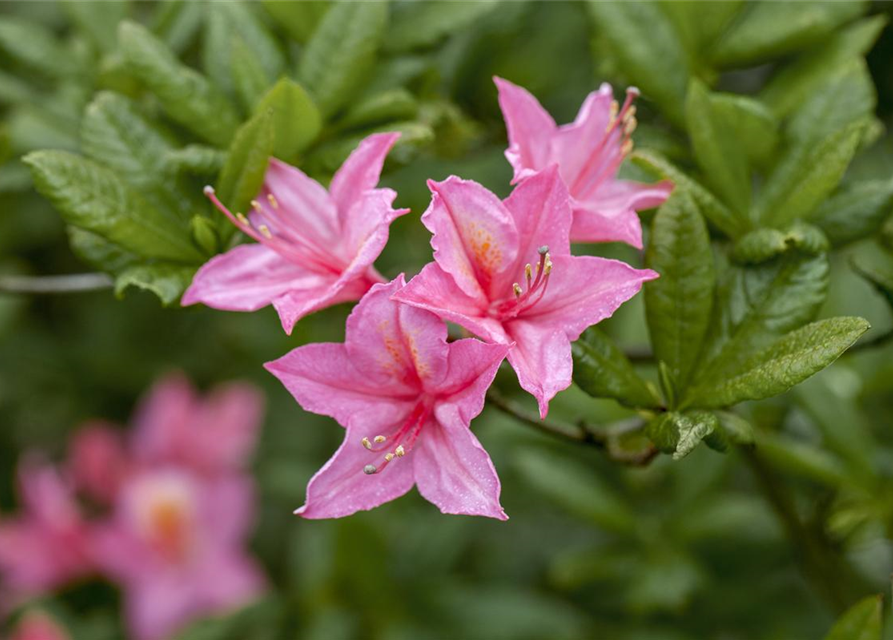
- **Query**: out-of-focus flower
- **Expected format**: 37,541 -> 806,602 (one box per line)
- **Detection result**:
267,277 -> 510,520
183,132 -> 409,334
393,168 -> 657,417
495,77 -> 673,248
0,458 -> 92,604
7,610 -> 72,640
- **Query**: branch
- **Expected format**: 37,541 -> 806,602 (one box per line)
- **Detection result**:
0,273 -> 113,294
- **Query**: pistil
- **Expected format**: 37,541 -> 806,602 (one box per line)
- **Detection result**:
361,403 -> 430,475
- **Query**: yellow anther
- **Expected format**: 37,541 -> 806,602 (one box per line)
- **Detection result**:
622,105 -> 637,123
621,139 -> 634,156
513,283 -> 523,297
267,194 -> 279,209
609,100 -> 619,119
395,445 -> 405,457
361,437 -> 373,450
235,212 -> 250,226
544,258 -> 553,275
525,263 -> 533,282
258,224 -> 272,239
251,199 -> 263,213
624,118 -> 637,136
384,453 -> 395,462
373,435 -> 386,444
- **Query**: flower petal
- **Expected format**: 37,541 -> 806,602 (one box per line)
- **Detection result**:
270,272 -> 369,335
189,383 -> 264,474
130,374 -> 196,467
296,423 -> 416,519
423,176 -> 519,302
503,322 -> 572,419
68,422 -> 128,505
571,179 -> 673,248
494,76 -> 556,182
430,338 -> 509,415
329,132 -> 401,223
339,188 -> 408,280
260,158 -> 339,245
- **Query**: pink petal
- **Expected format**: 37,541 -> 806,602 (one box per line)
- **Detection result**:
412,418 -> 507,520
295,422 -> 416,519
126,573 -> 200,640
260,158 -> 339,246
340,188 -> 409,269
189,383 -> 264,473
570,179 -> 673,248
329,132 -> 401,222
494,76 -> 556,182
423,176 -> 519,302
432,339 -> 509,422
18,457 -> 80,526
594,178 -> 674,212
270,272 -> 370,335
9,612 -> 71,640
503,322 -> 572,419
68,422 -> 128,505
265,343 -> 416,428
191,550 -> 265,619
550,84 -> 617,193
130,373 -> 197,467
201,475 -> 257,545
345,277 -> 450,389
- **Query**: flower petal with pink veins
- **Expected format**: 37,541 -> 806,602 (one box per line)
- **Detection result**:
424,176 -> 520,301
341,188 -> 409,264
265,343 -> 417,428
329,131 -> 401,222
259,159 -> 339,246
503,323 -> 572,419
494,77 -> 556,183
431,339 -> 510,421
295,421 -> 417,519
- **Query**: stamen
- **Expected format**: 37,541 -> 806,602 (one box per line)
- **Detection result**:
267,194 -> 279,209
384,453 -> 395,462
250,200 -> 263,213
373,435 -> 386,444
203,185 -> 215,196
364,465 -> 377,475
235,212 -> 250,226
538,245 -> 549,255
395,445 -> 405,457
361,437 -> 373,450
525,263 -> 533,285
621,139 -> 634,156
258,224 -> 273,239
513,283 -> 523,297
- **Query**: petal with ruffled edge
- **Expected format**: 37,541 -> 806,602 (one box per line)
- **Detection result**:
503,322 -> 572,419
295,420 -> 416,519
329,132 -> 401,223
266,342 -> 417,429
571,179 -> 673,248
494,76 -> 556,183
423,177 -> 519,302
431,339 -> 510,418
270,273 -> 371,335
340,188 -> 409,264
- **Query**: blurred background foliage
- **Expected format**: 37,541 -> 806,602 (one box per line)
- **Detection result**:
2,1 -> 893,639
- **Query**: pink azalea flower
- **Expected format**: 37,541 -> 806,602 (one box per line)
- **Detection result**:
91,470 -> 265,640
8,611 -> 72,640
0,458 -> 92,603
494,77 -> 673,248
182,132 -> 410,334
266,277 -> 510,520
392,167 -> 658,418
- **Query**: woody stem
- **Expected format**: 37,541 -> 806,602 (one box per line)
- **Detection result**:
0,273 -> 113,294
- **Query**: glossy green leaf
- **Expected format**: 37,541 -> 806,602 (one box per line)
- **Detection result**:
119,21 -> 239,146
115,263 -> 197,306
571,327 -> 660,409
711,93 -> 779,169
823,595 -> 883,640
190,215 -> 219,256
262,0 -> 330,44
297,0 -> 388,118
732,223 -> 829,264
645,189 -> 715,389
646,411 -> 720,459
385,1 -> 500,53
586,0 -> 689,126
68,227 -> 140,274
851,245 -> 893,309
254,78 -> 322,160
810,179 -> 893,247
709,1 -> 867,68
691,317 -> 869,408
685,80 -> 750,211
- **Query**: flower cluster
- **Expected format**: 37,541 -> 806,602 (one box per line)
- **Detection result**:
184,78 -> 670,521
0,375 -> 267,640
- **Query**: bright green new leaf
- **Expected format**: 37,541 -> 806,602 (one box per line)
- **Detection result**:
262,0 -> 330,44
709,1 -> 867,68
645,189 -> 715,390
254,78 -> 322,161
823,595 -> 883,640
216,110 -> 275,241
632,150 -> 746,239
190,215 -> 219,256
118,21 -> 239,146
297,1 -> 388,118
385,1 -> 500,53
732,223 -> 829,264
571,327 -> 660,409
115,263 -> 198,307
810,179 -> 893,247
711,93 -> 779,169
691,317 -> 869,408
25,150 -> 203,263
336,89 -> 418,132
685,80 -> 751,212
675,411 -> 721,459
0,16 -> 83,78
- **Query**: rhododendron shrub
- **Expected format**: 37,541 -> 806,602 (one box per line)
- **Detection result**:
3,1 -> 893,639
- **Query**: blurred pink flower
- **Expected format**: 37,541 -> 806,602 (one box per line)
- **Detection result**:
266,277 -> 510,520
393,168 -> 657,418
182,132 -> 409,334
0,458 -> 92,603
495,77 -> 673,248
8,611 -> 71,640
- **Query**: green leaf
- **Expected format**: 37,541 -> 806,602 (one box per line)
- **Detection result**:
823,595 -> 883,640
711,93 -> 779,170
659,1 -> 743,58
297,0 -> 388,118
115,263 -> 197,306
632,150 -> 746,239
0,17 -> 83,78
385,1 -> 500,53
691,317 -> 869,408
190,215 -> 219,256
64,1 -> 130,54
756,121 -> 867,228
645,189 -> 715,390
571,328 -> 660,409
851,245 -> 893,309
25,150 -> 203,263
732,223 -> 829,264
152,0 -> 205,54
714,411 -> 754,446
756,432 -> 850,488
586,1 -> 689,126
230,35 -> 271,113
646,411 -> 721,460
164,145 -> 227,176
216,111 -> 275,239
68,227 -> 140,274
695,254 -> 829,388
254,78 -> 322,161
118,21 -> 239,146
336,89 -> 418,132
685,80 -> 750,211
262,0 -> 330,44
811,179 -> 893,247
709,1 -> 867,68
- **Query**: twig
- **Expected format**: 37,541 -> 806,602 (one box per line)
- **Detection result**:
0,273 -> 113,294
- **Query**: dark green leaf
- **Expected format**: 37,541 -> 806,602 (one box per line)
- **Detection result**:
152,0 -> 205,54
714,411 -> 754,446
659,1 -> 743,58
115,263 -> 197,306
851,244 -> 893,309
810,179 -> 893,247
732,223 -> 829,264
336,89 -> 418,132
645,189 -> 715,389
691,317 -> 869,408
254,78 -> 322,160
385,1 -> 500,53
190,215 -> 219,256
297,0 -> 388,118
823,595 -> 883,640
711,93 -> 779,169
571,327 -> 660,409
68,227 -> 140,274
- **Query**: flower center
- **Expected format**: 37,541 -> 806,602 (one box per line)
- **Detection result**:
490,246 -> 553,320
129,473 -> 196,563
360,401 -> 432,475
203,186 -> 342,275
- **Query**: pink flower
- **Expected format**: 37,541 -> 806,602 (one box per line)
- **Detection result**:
266,277 -> 510,520
0,458 -> 92,603
494,77 -> 673,248
182,132 -> 409,334
392,167 -> 658,418
8,611 -> 71,640
91,470 -> 265,640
